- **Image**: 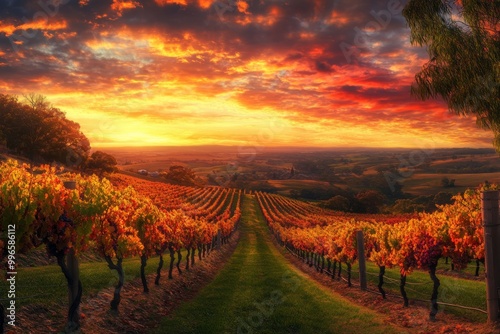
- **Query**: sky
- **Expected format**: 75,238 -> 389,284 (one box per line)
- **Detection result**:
0,0 -> 494,148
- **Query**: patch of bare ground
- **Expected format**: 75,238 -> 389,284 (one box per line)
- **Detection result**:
11,231 -> 239,334
273,239 -> 498,334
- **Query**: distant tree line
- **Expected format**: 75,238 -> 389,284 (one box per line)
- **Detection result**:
441,177 -> 455,188
319,190 -> 386,214
318,189 -> 454,215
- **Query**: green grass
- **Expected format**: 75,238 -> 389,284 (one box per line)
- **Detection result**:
153,195 -> 403,334
0,254 -> 174,307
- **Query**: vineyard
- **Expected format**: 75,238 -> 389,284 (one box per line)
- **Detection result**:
0,157 -> 497,332
0,160 -> 241,332
255,188 -> 490,320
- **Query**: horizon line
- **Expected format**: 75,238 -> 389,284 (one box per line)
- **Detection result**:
92,145 -> 497,151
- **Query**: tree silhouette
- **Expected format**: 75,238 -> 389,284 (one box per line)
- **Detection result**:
84,151 -> 117,176
356,190 -> 385,213
163,165 -> 197,186
0,94 -> 90,165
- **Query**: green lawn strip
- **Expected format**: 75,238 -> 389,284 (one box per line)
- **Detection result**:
153,195 -> 403,334
0,253 -> 180,307
342,261 -> 487,322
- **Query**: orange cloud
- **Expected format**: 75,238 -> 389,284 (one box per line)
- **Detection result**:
111,0 -> 142,16
235,6 -> 280,26
198,0 -> 214,9
155,0 -> 188,5
0,20 -> 67,36
237,1 -> 250,14
326,9 -> 349,27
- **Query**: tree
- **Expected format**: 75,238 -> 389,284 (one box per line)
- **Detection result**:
323,195 -> 351,212
403,1 -> 500,148
0,94 -> 90,165
356,190 -> 385,213
84,151 -> 117,176
162,165 -> 197,186
433,191 -> 454,206
441,176 -> 455,187
248,181 -> 278,193
23,92 -> 51,112
391,199 -> 426,214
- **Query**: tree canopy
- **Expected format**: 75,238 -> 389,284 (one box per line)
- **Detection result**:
162,165 -> 198,186
0,93 -> 90,165
84,151 -> 118,176
403,0 -> 500,148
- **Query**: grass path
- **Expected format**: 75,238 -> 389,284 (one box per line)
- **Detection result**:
153,195 -> 404,334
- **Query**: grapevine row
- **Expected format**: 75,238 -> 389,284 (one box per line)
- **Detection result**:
255,186 -> 489,319
0,160 -> 241,331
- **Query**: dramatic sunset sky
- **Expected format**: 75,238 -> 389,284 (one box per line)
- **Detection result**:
0,0 -> 494,148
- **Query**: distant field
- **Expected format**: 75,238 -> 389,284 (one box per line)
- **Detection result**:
268,179 -> 331,195
403,172 -> 500,195
430,154 -> 499,166
119,161 -> 175,172
106,146 -> 500,198
120,162 -> 219,172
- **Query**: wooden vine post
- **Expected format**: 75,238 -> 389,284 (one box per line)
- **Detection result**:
356,230 -> 367,291
481,190 -> 500,324
63,180 -> 81,331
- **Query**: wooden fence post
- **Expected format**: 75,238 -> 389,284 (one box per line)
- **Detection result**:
356,230 -> 367,291
481,190 -> 500,324
63,181 -> 80,330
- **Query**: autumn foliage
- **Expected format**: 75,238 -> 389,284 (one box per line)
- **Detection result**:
256,188 -> 490,276
0,160 -> 241,326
